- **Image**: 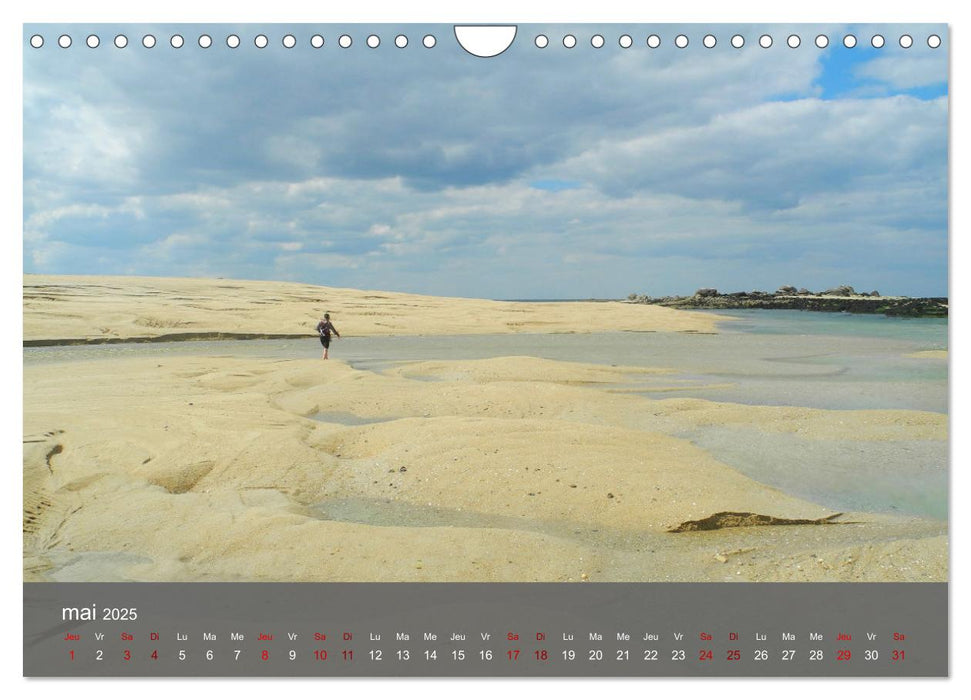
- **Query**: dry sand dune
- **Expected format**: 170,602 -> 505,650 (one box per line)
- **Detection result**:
23,274 -> 719,344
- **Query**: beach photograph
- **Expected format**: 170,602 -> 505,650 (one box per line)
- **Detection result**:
23,23 -> 948,583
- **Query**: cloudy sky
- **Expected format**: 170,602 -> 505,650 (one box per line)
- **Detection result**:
23,23 -> 948,299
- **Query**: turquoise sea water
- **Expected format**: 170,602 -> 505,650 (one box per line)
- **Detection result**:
707,308 -> 948,346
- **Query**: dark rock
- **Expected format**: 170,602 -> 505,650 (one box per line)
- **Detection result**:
821,285 -> 856,296
669,511 -> 847,533
694,288 -> 719,297
776,285 -> 797,295
624,287 -> 946,317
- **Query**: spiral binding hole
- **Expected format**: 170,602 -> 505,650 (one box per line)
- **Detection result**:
25,26 -> 945,55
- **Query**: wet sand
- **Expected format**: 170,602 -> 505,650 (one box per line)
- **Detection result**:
22,276 -> 947,582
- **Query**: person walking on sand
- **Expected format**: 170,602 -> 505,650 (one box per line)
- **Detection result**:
316,312 -> 340,359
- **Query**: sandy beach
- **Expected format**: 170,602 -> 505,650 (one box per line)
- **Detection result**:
23,274 -> 719,344
23,275 -> 947,582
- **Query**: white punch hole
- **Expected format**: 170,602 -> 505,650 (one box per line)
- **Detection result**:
591,35 -> 605,49
283,35 -> 297,49
394,35 -> 407,48
170,35 -> 184,49
703,34 -> 716,48
30,35 -> 44,48
928,35 -> 942,49
58,34 -> 71,49
114,35 -> 128,49
254,34 -> 268,49
142,35 -> 156,49
619,34 -> 633,48
815,34 -> 829,49
871,35 -> 885,49
843,34 -> 857,49
198,35 -> 212,49
367,35 -> 380,49
731,35 -> 744,48
422,35 -> 437,49
226,35 -> 240,49
759,34 -> 773,48
86,35 -> 100,49
311,35 -> 325,48
899,34 -> 913,49
563,34 -> 577,49
453,26 -> 515,56
675,34 -> 688,48
647,34 -> 661,49
535,35 -> 548,49
787,35 -> 800,49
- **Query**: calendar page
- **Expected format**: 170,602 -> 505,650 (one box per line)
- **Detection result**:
21,19 -> 949,678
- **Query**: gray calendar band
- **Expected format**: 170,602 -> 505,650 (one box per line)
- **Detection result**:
24,582 -> 947,677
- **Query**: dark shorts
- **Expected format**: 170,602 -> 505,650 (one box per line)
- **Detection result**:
319,335 -> 331,348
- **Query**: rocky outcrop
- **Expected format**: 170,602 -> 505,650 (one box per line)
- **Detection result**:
626,287 -> 947,317
821,285 -> 856,296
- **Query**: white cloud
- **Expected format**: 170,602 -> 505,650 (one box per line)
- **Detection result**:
855,52 -> 948,90
21,22 -> 948,298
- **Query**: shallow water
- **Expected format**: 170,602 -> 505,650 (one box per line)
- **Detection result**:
678,428 -> 947,520
310,497 -> 657,552
26,311 -> 947,520
708,308 -> 948,344
25,313 -> 948,413
310,411 -> 397,426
